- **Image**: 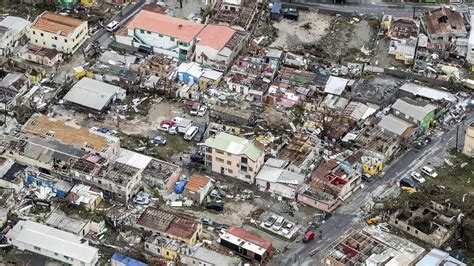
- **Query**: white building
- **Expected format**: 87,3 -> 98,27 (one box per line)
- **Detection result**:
117,11 -> 205,61
0,16 -> 30,55
27,11 -> 88,54
6,220 -> 99,266
195,24 -> 247,71
467,15 -> 474,64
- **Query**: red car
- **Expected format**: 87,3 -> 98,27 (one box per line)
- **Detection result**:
160,119 -> 174,126
303,231 -> 315,243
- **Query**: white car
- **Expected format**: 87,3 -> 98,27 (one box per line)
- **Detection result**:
172,117 -> 183,125
421,166 -> 438,178
281,222 -> 294,235
197,106 -> 208,117
158,124 -> 170,131
411,172 -> 426,183
168,126 -> 178,135
272,216 -> 285,231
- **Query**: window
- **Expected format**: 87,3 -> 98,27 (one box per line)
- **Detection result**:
147,31 -> 151,34
227,161 -> 232,165
64,39 -> 68,43
415,230 -> 418,234
145,244 -> 149,248
64,255 -> 70,261
241,157 -> 248,164
35,39 -> 38,43
32,30 -> 36,34
43,42 -> 45,45
140,29 -> 145,33
216,157 -> 224,163
228,169 -> 233,174
52,36 -> 57,40
216,150 -> 224,154
170,37 -> 175,41
407,226 -> 410,231
248,167 -> 253,172
240,165 -> 248,172
34,246 -> 41,251
54,252 -> 58,256
166,251 -> 169,256
40,33 -> 43,36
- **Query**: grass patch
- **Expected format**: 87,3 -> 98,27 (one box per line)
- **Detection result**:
150,134 -> 195,161
384,152 -> 474,263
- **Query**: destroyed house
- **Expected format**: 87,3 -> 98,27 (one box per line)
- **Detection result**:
3,134 -> 87,174
210,105 -> 255,125
213,0 -> 258,30
226,72 -> 255,95
22,114 -> 120,159
388,17 -> 419,40
255,158 -> 305,199
27,11 -> 88,54
70,154 -> 141,203
354,122 -> 402,161
135,207 -> 202,245
89,63 -> 141,86
0,157 -> 26,193
278,133 -> 320,173
183,174 -> 212,204
25,168 -> 73,197
15,44 -> 61,67
323,228 -> 425,266
0,73 -> 30,111
391,97 -> 437,135
421,7 -> 467,43
141,159 -> 181,192
219,226 -> 272,263
0,16 -> 30,55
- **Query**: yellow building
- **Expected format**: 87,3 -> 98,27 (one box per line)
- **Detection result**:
463,122 -> 474,157
27,12 -> 88,54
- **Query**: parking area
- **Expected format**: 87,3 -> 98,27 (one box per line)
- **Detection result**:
258,212 -> 301,240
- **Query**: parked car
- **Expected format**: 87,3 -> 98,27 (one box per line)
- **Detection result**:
106,20 -> 119,32
206,202 -> 223,212
411,172 -> 426,183
193,123 -> 207,142
172,117 -> 183,125
190,103 -> 200,116
284,8 -> 299,20
184,126 -> 199,140
153,135 -> 167,146
272,216 -> 285,231
197,105 -> 208,117
217,224 -> 229,230
133,191 -> 150,205
160,119 -> 174,127
361,173 -> 374,182
168,126 -> 178,135
421,166 -> 438,178
303,231 -> 315,243
281,222 -> 294,235
200,218 -> 214,226
159,124 -> 171,131
264,215 -> 278,228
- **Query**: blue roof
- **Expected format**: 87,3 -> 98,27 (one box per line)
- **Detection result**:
112,253 -> 148,266
272,2 -> 282,13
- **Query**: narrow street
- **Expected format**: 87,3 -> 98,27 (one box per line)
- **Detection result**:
276,112 -> 474,266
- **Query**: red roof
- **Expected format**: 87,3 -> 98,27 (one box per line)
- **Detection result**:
312,160 -> 339,180
227,226 -> 272,250
127,11 -> 205,43
196,24 -> 236,52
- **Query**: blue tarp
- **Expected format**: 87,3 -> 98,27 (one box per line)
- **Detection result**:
175,180 -> 188,194
272,2 -> 282,13
112,253 -> 148,266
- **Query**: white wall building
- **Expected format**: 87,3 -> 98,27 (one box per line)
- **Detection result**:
0,16 -> 30,55
6,220 -> 99,266
467,15 -> 474,64
117,11 -> 205,61
27,11 -> 88,54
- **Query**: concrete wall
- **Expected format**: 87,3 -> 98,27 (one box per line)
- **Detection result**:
27,21 -> 88,54
463,123 -> 474,157
296,192 -> 340,213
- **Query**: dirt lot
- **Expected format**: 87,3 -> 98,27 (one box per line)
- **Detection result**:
271,11 -> 332,49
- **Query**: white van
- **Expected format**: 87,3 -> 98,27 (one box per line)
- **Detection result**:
184,126 -> 198,140
272,216 -> 285,231
106,21 -> 119,32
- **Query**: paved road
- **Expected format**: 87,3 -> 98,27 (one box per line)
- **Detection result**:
86,0 -> 147,46
275,111 -> 474,266
283,1 -> 470,16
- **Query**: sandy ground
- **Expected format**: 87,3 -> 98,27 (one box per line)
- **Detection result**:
271,11 -> 332,49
